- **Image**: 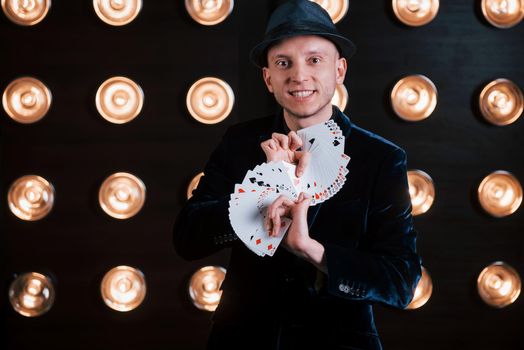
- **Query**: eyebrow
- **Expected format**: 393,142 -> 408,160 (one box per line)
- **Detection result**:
270,50 -> 327,60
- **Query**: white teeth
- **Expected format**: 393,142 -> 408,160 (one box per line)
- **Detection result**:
291,90 -> 313,98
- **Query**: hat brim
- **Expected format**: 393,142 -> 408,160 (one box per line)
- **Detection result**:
249,31 -> 356,68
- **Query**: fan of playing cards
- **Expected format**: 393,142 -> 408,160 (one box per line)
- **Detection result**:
228,120 -> 350,257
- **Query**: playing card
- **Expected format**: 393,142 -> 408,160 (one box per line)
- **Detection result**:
229,120 -> 350,257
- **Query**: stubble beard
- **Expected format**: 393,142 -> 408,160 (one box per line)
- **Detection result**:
283,99 -> 333,122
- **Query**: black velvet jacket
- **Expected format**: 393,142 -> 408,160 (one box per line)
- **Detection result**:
174,107 -> 422,349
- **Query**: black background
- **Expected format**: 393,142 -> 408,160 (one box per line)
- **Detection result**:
1,1 -> 523,349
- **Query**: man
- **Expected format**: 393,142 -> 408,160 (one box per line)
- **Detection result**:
174,1 -> 422,349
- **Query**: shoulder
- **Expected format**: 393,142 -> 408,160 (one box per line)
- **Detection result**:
348,123 -> 406,158
350,123 -> 404,153
226,115 -> 275,136
218,115 -> 276,149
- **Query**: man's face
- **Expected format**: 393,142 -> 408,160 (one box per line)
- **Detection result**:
263,35 -> 347,125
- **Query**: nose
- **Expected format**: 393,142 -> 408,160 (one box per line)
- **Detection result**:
289,61 -> 309,83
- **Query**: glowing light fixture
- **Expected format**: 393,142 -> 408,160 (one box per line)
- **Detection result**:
406,266 -> 432,309
477,261 -> 521,308
9,272 -> 55,317
186,77 -> 234,124
95,76 -> 144,124
391,74 -> 437,121
189,266 -> 226,311
481,0 -> 524,28
2,77 -> 52,124
93,0 -> 142,26
99,172 -> 146,219
187,172 -> 204,200
479,78 -> 523,126
101,265 -> 146,312
478,171 -> 522,217
392,0 -> 439,26
407,170 -> 435,215
8,175 -> 55,221
185,0 -> 233,25
1,0 -> 51,25
310,0 -> 349,23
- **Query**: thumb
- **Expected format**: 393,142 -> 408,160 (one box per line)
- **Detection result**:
294,151 -> 311,177
296,192 -> 311,211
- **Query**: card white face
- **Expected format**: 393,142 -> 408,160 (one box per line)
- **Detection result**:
229,185 -> 292,256
229,120 -> 350,257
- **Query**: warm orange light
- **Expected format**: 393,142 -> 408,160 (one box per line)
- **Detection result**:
93,0 -> 142,26
187,172 -> 204,200
406,266 -> 432,309
479,79 -> 523,126
332,84 -> 348,112
101,266 -> 146,312
186,77 -> 234,124
1,0 -> 51,25
95,76 -> 144,124
185,0 -> 233,25
481,0 -> 524,28
8,175 -> 55,221
2,77 -> 52,124
477,261 -> 521,308
99,172 -> 146,219
392,0 -> 439,26
189,266 -> 226,312
407,170 -> 435,215
391,75 -> 437,121
310,0 -> 349,23
478,171 -> 522,217
9,272 -> 55,317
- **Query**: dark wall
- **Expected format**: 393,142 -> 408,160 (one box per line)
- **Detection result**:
1,1 -> 523,349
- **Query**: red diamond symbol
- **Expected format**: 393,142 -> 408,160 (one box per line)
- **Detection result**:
256,239 -> 261,245
267,244 -> 273,251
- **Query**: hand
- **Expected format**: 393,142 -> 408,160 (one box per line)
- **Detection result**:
265,193 -> 326,272
260,131 -> 311,177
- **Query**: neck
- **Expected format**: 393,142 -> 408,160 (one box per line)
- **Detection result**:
283,105 -> 334,131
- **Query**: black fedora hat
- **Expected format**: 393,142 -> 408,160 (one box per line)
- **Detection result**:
249,0 -> 356,68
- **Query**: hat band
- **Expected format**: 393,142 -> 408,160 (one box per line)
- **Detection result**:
265,21 -> 339,41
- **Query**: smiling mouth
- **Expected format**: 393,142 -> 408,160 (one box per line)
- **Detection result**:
289,90 -> 315,98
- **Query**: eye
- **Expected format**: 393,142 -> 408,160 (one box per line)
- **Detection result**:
275,59 -> 289,68
311,57 -> 322,64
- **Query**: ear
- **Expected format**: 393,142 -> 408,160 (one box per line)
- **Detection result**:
262,67 -> 274,93
336,57 -> 347,84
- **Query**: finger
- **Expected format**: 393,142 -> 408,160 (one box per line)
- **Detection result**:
267,197 -> 280,220
302,193 -> 312,205
272,133 -> 289,150
268,196 -> 293,219
294,192 -> 311,214
261,138 -> 276,149
260,141 -> 270,154
264,211 -> 271,231
288,131 -> 303,151
271,212 -> 281,237
273,207 -> 289,236
294,151 -> 311,177
261,139 -> 280,162
274,195 -> 294,207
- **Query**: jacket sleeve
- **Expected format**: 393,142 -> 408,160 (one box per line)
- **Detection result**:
324,148 -> 422,309
173,128 -> 238,261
